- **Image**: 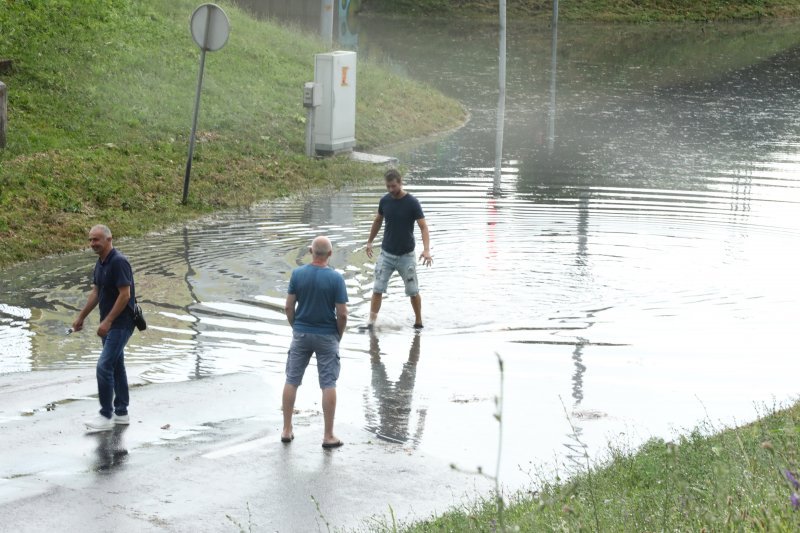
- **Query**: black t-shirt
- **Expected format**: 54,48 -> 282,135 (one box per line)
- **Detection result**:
378,192 -> 424,255
93,248 -> 135,330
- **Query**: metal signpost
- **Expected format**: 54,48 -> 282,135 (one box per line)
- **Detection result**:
182,3 -> 230,204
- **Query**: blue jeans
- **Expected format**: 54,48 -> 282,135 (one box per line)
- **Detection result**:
97,327 -> 133,419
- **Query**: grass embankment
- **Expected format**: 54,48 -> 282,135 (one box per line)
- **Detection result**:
375,403 -> 800,531
0,0 -> 466,267
361,0 -> 800,22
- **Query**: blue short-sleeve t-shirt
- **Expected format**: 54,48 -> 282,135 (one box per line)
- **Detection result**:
288,264 -> 348,335
379,193 -> 424,256
93,248 -> 136,330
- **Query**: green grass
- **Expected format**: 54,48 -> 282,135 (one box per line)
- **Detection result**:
361,0 -> 800,22
364,401 -> 800,531
0,0 -> 466,266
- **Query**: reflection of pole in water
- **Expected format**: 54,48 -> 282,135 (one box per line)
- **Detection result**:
565,337 -> 588,472
725,162 -> 753,262
565,208 -> 597,473
576,191 -> 589,267
363,332 -> 425,446
486,197 -> 499,265
182,227 -> 204,379
493,0 -> 507,194
730,163 -> 752,215
548,0 -> 559,154
571,193 -> 590,410
571,338 -> 587,406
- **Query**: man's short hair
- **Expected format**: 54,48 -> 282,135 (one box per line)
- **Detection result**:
311,236 -> 332,257
384,168 -> 402,183
90,224 -> 112,238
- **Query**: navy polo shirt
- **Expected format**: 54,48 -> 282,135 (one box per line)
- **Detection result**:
378,192 -> 424,256
93,248 -> 136,330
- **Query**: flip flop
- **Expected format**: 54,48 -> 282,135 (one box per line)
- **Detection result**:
281,434 -> 294,443
322,440 -> 344,449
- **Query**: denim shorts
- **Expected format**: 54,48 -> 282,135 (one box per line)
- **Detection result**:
373,251 -> 419,296
285,332 -> 341,389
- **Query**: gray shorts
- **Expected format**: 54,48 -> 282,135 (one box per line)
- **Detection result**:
286,332 -> 341,389
373,251 -> 419,296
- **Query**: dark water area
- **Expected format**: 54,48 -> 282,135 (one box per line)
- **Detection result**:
3,7 -> 800,486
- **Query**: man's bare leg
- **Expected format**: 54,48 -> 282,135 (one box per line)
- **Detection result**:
281,383 -> 298,441
321,387 -> 339,444
369,292 -> 383,326
411,294 -> 422,327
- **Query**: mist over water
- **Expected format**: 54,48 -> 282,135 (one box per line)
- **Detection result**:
3,12 -> 800,485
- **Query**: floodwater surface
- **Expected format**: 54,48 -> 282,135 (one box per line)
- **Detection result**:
2,15 -> 800,489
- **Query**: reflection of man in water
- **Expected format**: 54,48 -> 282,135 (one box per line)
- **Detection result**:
364,331 -> 426,446
91,426 -> 129,472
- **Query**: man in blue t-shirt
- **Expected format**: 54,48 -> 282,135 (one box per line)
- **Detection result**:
282,236 -> 348,448
366,169 -> 433,329
72,225 -> 136,433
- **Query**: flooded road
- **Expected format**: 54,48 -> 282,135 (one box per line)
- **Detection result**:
3,13 -> 800,502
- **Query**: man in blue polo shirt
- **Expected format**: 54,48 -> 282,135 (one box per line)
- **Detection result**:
72,224 -> 136,432
282,236 -> 348,448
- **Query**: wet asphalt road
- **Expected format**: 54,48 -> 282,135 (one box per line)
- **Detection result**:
0,369 -> 491,532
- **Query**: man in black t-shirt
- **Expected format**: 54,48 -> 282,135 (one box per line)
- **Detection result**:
72,225 -> 136,433
366,169 -> 433,329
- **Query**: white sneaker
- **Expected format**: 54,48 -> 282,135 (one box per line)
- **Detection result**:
85,415 -> 114,432
112,414 -> 130,425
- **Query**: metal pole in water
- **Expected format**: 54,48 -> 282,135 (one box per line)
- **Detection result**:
493,0 -> 507,193
548,0 -> 559,153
